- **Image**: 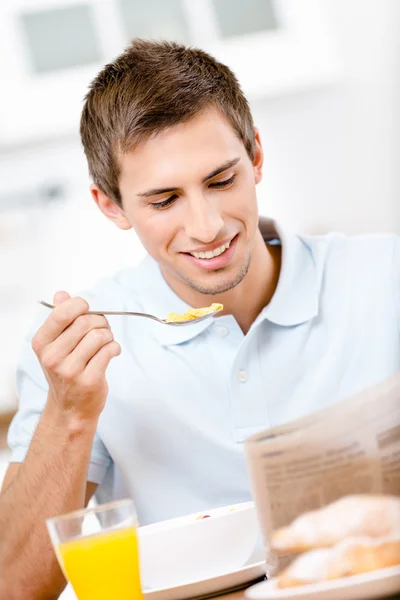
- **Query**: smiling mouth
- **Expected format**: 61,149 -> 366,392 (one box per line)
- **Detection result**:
185,236 -> 236,260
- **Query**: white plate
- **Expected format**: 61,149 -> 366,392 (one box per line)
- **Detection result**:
144,550 -> 266,600
244,565 -> 400,600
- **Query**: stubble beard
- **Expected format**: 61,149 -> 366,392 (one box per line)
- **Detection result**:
177,252 -> 252,295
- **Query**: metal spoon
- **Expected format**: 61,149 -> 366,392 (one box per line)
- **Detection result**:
38,300 -> 222,326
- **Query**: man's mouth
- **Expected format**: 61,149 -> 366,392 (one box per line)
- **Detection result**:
189,240 -> 231,260
182,235 -> 238,271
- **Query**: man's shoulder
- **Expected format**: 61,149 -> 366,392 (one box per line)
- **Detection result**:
297,230 -> 399,298
299,230 -> 398,265
263,218 -> 399,264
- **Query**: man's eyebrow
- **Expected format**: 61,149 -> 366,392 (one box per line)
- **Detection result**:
202,157 -> 240,182
136,157 -> 240,198
136,185 -> 178,198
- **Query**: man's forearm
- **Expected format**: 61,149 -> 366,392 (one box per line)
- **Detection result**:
0,402 -> 98,599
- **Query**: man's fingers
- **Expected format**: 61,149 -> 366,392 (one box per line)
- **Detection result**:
33,296 -> 89,354
43,314 -> 110,365
85,341 -> 121,380
53,290 -> 71,306
60,327 -> 114,376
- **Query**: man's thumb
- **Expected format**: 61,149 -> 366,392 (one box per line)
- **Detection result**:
53,290 -> 71,306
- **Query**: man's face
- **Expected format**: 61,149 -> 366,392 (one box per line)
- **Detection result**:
97,107 -> 263,295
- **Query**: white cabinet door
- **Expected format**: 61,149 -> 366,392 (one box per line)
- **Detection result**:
0,0 -> 126,146
0,0 -> 340,147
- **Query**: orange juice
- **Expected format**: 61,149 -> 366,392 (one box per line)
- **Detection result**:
58,526 -> 143,600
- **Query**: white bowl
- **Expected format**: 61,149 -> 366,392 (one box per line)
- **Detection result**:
138,501 -> 259,590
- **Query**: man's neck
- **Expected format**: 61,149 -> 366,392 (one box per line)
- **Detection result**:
162,229 -> 281,335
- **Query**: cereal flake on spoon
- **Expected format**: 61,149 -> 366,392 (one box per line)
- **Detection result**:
166,303 -> 223,323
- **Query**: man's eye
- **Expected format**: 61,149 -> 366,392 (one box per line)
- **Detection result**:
209,174 -> 236,189
152,195 -> 177,210
150,175 -> 235,209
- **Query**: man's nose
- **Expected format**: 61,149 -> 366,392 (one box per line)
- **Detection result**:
184,195 -> 224,243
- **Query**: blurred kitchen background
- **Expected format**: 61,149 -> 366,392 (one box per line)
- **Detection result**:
0,0 -> 399,477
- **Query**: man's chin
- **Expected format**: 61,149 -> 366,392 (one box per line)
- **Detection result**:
181,261 -> 251,296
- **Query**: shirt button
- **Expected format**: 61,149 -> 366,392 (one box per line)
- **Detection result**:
217,326 -> 229,338
237,370 -> 248,383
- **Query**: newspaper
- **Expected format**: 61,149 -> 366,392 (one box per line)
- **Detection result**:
244,372 -> 400,573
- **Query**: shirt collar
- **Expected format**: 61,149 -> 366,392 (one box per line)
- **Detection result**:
137,218 -> 319,346
258,218 -> 319,327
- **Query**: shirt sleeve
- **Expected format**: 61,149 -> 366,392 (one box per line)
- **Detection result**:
7,305 -> 112,485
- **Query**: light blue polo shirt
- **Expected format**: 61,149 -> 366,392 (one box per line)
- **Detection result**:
8,220 -> 400,525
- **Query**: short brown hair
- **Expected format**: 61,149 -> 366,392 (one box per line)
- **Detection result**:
80,39 -> 255,207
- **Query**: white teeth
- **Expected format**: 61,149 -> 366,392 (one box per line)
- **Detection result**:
190,241 -> 232,260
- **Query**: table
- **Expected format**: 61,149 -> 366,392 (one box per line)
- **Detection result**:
215,592 -> 245,600
214,589 -> 400,600
211,586 -> 400,600
213,592 -> 246,600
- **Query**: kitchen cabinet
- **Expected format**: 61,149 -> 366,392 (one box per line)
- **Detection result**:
0,0 -> 340,148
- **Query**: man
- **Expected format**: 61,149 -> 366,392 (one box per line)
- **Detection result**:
0,39 -> 399,598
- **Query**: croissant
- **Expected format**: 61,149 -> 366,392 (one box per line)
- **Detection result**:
271,494 -> 400,553
277,534 -> 400,588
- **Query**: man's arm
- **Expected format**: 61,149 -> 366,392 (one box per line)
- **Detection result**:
0,291 -> 120,599
0,412 -> 98,599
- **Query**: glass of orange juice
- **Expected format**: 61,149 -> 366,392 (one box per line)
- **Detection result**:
46,499 -> 142,600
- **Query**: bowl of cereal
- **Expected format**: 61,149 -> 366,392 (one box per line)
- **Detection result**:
138,501 -> 259,589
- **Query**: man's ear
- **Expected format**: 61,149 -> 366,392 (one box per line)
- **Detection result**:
253,127 -> 264,185
90,184 -> 132,231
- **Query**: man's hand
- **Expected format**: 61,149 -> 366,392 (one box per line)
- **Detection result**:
32,290 -> 121,423
0,291 -> 111,597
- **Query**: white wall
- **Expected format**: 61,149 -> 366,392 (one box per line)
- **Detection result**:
1,0 -> 399,413
254,0 -> 399,234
